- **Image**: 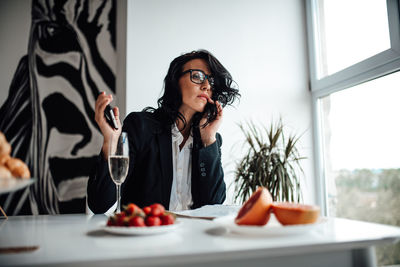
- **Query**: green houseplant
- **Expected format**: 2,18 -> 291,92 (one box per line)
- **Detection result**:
234,119 -> 306,204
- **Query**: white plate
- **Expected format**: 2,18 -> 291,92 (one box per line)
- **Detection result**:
101,221 -> 182,236
173,205 -> 240,219
0,178 -> 35,195
214,214 -> 326,236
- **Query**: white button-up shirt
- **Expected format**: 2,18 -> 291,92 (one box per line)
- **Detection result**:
169,123 -> 193,211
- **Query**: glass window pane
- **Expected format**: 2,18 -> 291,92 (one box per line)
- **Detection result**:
320,71 -> 400,265
316,0 -> 391,78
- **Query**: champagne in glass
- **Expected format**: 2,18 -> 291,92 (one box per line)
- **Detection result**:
108,132 -> 129,213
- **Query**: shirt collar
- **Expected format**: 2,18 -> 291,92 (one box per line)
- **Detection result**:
171,123 -> 193,149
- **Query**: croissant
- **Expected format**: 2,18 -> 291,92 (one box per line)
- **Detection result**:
0,154 -> 10,165
5,158 -> 31,179
0,132 -> 31,180
0,165 -> 12,179
0,165 -> 15,188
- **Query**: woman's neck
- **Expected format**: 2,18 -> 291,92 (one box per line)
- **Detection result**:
176,107 -> 195,147
176,116 -> 192,139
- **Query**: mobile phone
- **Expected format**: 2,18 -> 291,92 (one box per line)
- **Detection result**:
104,104 -> 118,130
204,101 -> 217,119
98,92 -> 118,130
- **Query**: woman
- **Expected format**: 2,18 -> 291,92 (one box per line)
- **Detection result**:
87,50 -> 240,213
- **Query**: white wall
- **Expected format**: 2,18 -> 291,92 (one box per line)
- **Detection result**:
126,0 -> 316,204
0,0 -> 31,107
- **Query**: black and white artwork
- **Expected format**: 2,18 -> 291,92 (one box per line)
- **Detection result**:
0,0 -> 116,214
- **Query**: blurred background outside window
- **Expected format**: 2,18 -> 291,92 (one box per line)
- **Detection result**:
308,0 -> 400,265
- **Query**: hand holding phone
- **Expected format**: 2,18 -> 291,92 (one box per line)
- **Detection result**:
104,104 -> 118,130
98,92 -> 118,130
204,101 -> 217,119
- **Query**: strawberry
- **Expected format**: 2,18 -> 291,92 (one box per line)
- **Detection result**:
143,206 -> 151,215
123,217 -> 130,226
107,214 -> 118,226
116,211 -> 126,217
150,203 -> 165,217
145,216 -> 161,227
160,214 -> 175,225
124,203 -> 145,217
107,218 -> 115,226
124,203 -> 139,215
129,216 -> 145,227
116,212 -> 126,226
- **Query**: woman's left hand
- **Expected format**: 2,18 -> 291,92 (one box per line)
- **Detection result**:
199,100 -> 223,146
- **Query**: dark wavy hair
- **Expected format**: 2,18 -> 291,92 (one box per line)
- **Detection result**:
144,49 -> 240,129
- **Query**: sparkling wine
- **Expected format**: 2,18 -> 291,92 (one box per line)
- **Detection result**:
108,155 -> 129,184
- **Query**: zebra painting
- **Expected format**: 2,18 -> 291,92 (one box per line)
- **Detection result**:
0,0 -> 116,214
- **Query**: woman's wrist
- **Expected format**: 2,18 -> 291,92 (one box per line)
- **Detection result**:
202,136 -> 216,147
102,142 -> 109,160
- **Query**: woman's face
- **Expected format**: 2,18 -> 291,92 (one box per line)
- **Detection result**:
178,59 -> 213,117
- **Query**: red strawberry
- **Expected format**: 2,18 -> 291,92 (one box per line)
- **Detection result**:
145,216 -> 161,227
134,209 -> 146,218
150,203 -> 165,217
116,212 -> 126,226
129,216 -> 145,227
117,211 -> 126,217
160,214 -> 175,225
124,203 -> 139,215
125,203 -> 145,217
107,215 -> 118,226
107,219 -> 114,226
123,217 -> 130,226
143,206 -> 151,215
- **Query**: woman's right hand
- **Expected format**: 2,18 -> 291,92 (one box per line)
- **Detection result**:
95,92 -> 122,158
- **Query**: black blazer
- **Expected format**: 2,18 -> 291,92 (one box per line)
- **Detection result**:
87,112 -> 226,214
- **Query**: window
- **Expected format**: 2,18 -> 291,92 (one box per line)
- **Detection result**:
315,0 -> 390,78
306,0 -> 400,265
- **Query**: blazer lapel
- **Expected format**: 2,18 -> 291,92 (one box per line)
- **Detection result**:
157,127 -> 173,208
190,127 -> 201,207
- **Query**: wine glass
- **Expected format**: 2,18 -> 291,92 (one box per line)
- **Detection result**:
108,132 -> 129,213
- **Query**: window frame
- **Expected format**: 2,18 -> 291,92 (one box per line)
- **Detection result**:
305,0 -> 400,215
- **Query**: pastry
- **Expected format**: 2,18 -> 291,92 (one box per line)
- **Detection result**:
0,165 -> 12,179
5,158 -> 31,179
0,154 -> 10,165
0,132 -> 31,180
0,165 -> 16,188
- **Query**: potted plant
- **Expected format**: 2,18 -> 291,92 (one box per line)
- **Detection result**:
234,119 -> 306,204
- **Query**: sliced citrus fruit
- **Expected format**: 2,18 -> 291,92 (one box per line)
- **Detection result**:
235,187 -> 273,226
272,202 -> 320,225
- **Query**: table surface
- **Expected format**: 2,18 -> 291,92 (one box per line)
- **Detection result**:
1,211 -> 400,266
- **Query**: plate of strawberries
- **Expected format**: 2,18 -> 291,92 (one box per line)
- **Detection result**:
102,203 -> 181,235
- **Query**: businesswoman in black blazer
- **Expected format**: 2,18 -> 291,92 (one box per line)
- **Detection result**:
87,50 -> 240,213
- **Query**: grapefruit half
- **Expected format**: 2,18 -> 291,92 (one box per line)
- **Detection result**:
235,187 -> 273,226
272,202 -> 320,225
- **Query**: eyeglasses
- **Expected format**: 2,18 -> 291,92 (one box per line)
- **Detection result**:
181,69 -> 215,87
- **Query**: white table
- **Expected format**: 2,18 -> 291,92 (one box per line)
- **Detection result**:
0,213 -> 399,267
